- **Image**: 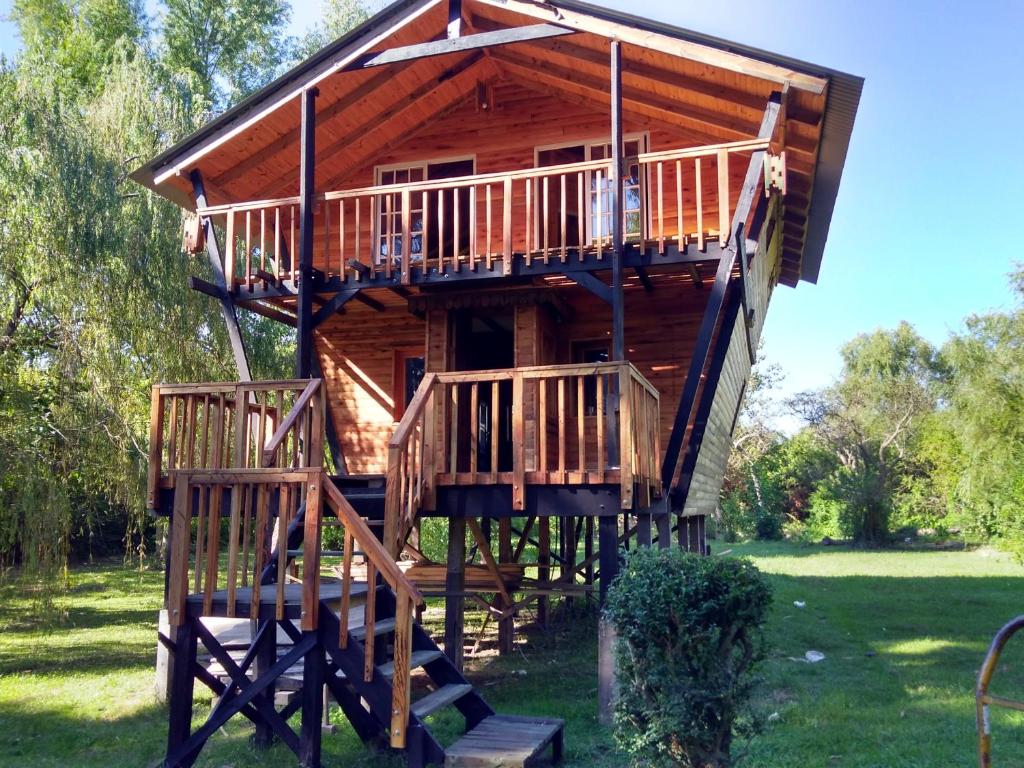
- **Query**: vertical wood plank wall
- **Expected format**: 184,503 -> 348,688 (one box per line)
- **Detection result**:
682,208 -> 782,517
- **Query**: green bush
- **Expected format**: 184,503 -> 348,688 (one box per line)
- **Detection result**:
604,548 -> 773,767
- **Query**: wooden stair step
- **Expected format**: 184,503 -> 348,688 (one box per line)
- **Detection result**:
411,683 -> 473,718
377,649 -> 443,677
445,715 -> 564,768
350,617 -> 396,639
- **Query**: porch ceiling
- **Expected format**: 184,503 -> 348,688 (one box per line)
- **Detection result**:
131,0 -> 861,286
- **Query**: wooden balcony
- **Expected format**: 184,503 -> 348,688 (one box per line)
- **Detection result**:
383,361 -> 661,556
194,137 -> 773,292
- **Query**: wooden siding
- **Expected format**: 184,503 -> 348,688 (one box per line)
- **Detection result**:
682,205 -> 782,517
315,297 -> 426,474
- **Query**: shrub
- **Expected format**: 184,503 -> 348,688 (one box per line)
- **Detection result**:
604,548 -> 773,767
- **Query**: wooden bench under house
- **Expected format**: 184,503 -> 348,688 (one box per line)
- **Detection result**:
131,0 -> 861,765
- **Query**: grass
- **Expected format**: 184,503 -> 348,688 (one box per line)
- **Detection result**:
2,542 -> 1024,766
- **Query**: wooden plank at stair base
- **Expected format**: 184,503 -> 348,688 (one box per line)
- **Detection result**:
444,714 -> 563,768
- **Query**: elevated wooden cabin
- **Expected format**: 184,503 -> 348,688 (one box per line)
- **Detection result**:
134,2 -> 861,766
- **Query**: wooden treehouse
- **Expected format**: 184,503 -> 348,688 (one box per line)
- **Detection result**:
133,1 -> 861,766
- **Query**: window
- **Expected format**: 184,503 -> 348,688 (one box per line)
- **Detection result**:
375,165 -> 425,264
589,139 -> 644,240
534,135 -> 647,249
375,158 -> 475,266
393,349 -> 425,421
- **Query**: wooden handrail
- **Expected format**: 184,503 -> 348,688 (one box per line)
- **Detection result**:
322,476 -> 424,605
262,379 -> 320,466
388,372 -> 439,449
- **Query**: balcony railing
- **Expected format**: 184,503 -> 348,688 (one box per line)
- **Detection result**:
194,137 -> 771,289
383,361 -> 661,558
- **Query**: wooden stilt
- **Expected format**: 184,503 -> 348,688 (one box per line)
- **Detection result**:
538,517 -> 551,626
166,619 -> 198,767
656,512 -> 671,549
300,634 -> 325,768
253,620 -> 276,749
498,517 -> 514,655
584,516 -> 594,587
445,516 -> 466,671
599,516 -> 619,605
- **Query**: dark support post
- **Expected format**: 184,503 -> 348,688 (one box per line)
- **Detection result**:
447,0 -> 462,38
190,171 -> 251,381
253,623 -> 276,749
609,40 -> 625,362
498,518 -> 514,654
585,515 -> 595,586
296,87 -> 319,379
445,516 -> 466,671
538,517 -> 551,626
598,515 -> 619,604
636,514 -> 652,547
166,619 -> 198,762
656,513 -> 671,550
300,641 -> 325,767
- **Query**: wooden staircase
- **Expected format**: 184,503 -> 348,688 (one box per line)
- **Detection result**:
150,379 -> 563,768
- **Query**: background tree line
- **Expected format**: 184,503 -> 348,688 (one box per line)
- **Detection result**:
722,270 -> 1024,553
0,0 -> 373,587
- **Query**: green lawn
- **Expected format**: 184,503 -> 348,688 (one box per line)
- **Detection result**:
2,542 -> 1024,767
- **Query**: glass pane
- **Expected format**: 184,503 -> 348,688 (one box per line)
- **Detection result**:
405,357 -> 425,407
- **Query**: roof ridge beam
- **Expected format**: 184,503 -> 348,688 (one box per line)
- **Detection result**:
344,22 -> 575,70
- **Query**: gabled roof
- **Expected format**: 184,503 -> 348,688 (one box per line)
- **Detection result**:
132,0 -> 862,285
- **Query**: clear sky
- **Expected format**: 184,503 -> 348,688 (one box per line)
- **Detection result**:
2,0 -> 1022,423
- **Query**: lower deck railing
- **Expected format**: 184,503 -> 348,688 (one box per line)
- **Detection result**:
384,361 -> 661,557
150,379 -> 423,748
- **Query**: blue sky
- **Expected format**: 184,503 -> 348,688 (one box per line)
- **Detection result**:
2,0 -> 1022,421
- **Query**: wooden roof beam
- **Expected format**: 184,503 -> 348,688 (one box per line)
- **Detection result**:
471,0 -> 828,94
252,54 -> 486,198
471,17 -> 821,127
344,22 -> 575,69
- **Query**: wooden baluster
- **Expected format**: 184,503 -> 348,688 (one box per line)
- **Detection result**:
204,479 -> 222,612
619,366 -> 634,510
539,378 -> 548,478
502,177 -> 512,275
560,174 -> 567,263
485,183 -> 492,270
339,526 -> 353,647
469,185 -> 477,271
657,161 -> 665,254
577,376 -> 585,476
449,383 -> 459,475
695,157 -> 704,251
437,188 -> 445,273
453,187 -> 461,272
390,587 -> 413,749
384,192 -> 393,280
542,175 -> 550,264
274,388 -> 285,466
226,481 -> 242,617
194,483 -> 206,594
596,374 -> 605,477
363,560 -> 376,681
490,380 -> 499,481
260,208 -> 267,282
577,171 -> 585,261
167,474 -> 191,628
276,484 -> 290,620
422,191 -> 429,272
512,370 -> 524,511
250,483 -> 270,617
718,148 -> 730,246
245,210 -> 252,291
355,197 -> 363,277
300,475 -> 322,631
595,169 -> 604,260
470,382 -> 478,480
147,388 -> 165,510
324,195 -> 331,270
525,177 -> 532,265
338,199 -> 346,278
274,207 -> 282,284
241,484 -> 252,588
557,377 -> 566,483
401,187 -> 412,285
676,159 -> 684,247
225,211 -> 235,291
290,205 -> 297,283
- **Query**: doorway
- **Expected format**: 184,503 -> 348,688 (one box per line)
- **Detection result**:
452,308 -> 515,473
